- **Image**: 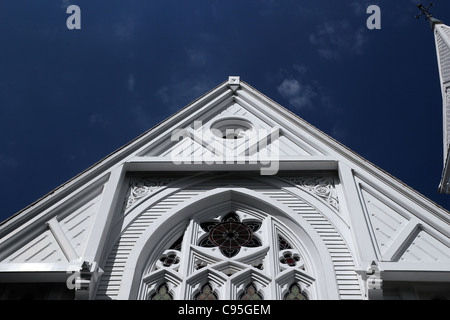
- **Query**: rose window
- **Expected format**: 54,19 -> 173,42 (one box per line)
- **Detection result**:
198,213 -> 261,258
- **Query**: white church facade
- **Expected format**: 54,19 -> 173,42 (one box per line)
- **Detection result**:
0,74 -> 450,300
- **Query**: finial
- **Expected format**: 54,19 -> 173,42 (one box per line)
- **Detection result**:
416,2 -> 443,29
228,76 -> 240,92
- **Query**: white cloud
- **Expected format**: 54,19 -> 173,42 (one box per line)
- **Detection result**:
157,86 -> 170,104
60,0 -> 71,9
131,104 -> 153,130
0,154 -> 17,168
88,114 -> 108,128
348,0 -> 373,15
157,78 -> 215,112
186,48 -> 207,67
331,124 -> 348,144
309,20 -> 368,60
293,64 -> 308,75
127,74 -> 135,92
277,79 -> 317,109
113,17 -> 136,42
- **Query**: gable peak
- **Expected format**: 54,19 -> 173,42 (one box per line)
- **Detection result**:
228,76 -> 240,92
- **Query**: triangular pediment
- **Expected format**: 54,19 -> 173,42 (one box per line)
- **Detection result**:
0,76 -> 450,300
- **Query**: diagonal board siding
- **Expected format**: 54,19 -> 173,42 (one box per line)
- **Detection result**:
261,189 -> 364,300
2,191 -> 104,264
59,194 -> 102,257
359,188 -> 409,256
398,229 -> 450,263
96,190 -> 202,300
3,229 -> 67,263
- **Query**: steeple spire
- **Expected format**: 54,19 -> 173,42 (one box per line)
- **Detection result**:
416,3 -> 443,29
421,3 -> 450,192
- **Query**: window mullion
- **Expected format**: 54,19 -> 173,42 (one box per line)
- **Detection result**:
264,216 -> 278,300
178,219 -> 197,299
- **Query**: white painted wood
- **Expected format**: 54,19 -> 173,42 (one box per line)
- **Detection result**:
434,24 -> 450,191
338,163 -> 378,269
2,229 -> 67,263
47,217 -> 79,262
381,221 -> 420,262
1,76 -> 450,300
83,167 -> 126,264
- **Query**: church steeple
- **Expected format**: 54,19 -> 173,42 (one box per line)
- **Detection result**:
419,3 -> 450,192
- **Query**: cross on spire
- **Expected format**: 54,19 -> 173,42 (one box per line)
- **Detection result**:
416,2 -> 434,21
416,2 -> 443,29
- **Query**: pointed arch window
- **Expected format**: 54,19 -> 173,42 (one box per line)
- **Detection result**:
195,283 -> 218,300
150,283 -> 173,300
278,235 -> 292,250
284,283 -> 308,301
139,208 -> 316,300
239,283 -> 263,300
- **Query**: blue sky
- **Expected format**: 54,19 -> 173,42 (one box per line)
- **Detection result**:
1,0 -> 450,222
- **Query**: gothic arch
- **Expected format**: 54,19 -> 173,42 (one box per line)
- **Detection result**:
115,187 -> 341,300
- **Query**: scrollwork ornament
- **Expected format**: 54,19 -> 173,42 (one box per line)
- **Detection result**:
287,176 -> 340,211
126,177 -> 174,209
313,184 -> 330,197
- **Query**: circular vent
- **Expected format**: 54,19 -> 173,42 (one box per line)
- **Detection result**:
210,118 -> 253,139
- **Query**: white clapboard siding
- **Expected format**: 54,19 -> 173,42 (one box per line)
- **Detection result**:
261,189 -> 364,300
96,189 -> 203,300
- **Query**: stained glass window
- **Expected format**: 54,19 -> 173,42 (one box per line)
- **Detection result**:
284,283 -> 308,300
150,283 -> 173,300
239,283 -> 263,300
278,235 -> 292,250
169,235 -> 184,251
195,283 -> 218,300
222,212 -> 240,222
198,212 -> 261,258
146,209 -> 315,300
